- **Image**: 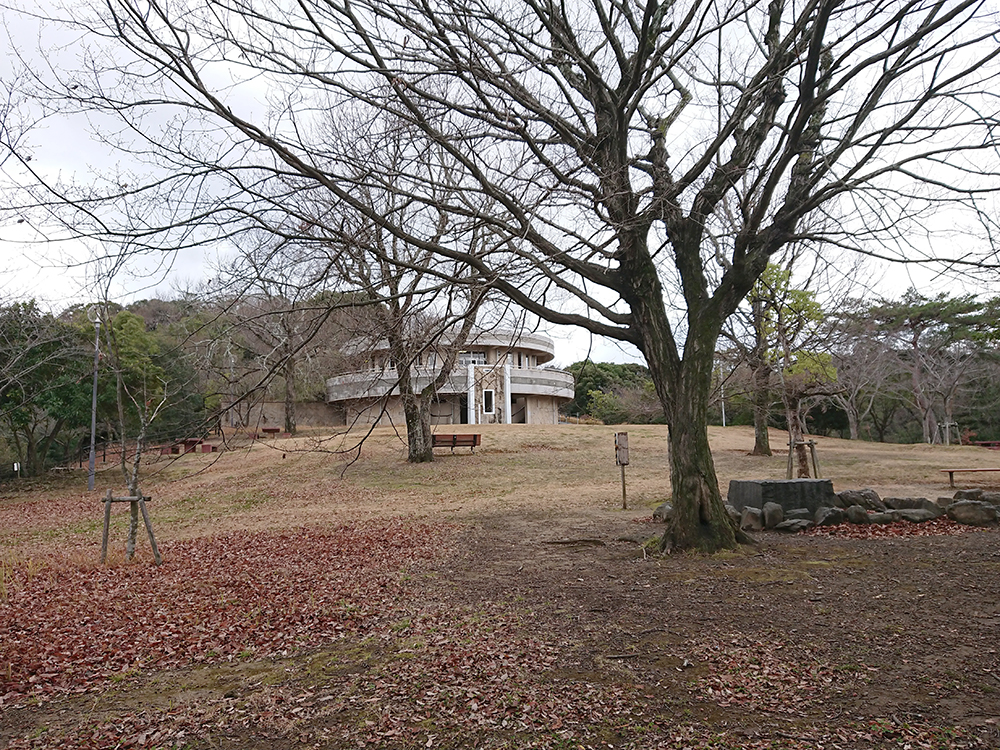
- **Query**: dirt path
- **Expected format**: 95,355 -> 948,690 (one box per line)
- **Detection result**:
432,510 -> 1000,731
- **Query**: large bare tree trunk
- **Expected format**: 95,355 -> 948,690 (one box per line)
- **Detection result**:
401,390 -> 433,463
638,285 -> 745,553
844,403 -> 860,441
662,368 -> 741,553
748,296 -> 773,456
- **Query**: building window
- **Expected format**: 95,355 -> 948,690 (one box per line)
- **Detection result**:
459,351 -> 487,365
483,389 -> 495,415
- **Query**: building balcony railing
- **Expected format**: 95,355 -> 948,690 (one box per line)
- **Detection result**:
326,364 -> 574,402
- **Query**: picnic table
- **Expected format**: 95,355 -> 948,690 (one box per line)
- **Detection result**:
158,438 -> 210,455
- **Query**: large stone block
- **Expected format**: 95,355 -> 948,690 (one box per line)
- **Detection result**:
727,479 -> 838,514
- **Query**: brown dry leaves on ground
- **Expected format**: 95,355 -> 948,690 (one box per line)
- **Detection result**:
1,521 -> 448,706
806,517 -> 980,540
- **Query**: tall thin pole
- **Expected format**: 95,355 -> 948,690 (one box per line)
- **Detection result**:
87,312 -> 101,491
720,377 -> 727,428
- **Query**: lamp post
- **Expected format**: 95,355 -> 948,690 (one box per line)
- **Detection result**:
87,307 -> 101,491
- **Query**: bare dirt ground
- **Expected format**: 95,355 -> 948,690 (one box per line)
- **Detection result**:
2,425 -> 999,748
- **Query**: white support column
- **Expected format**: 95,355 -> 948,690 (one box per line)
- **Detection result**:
467,364 -> 476,425
504,362 -> 512,425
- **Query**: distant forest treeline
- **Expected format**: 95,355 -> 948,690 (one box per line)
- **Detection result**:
0,294 -> 359,477
3,288 -> 998,477
563,290 -> 1000,446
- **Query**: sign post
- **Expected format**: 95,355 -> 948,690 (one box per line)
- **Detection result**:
615,432 -> 629,510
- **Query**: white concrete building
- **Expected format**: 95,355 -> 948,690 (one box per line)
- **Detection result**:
325,330 -> 574,426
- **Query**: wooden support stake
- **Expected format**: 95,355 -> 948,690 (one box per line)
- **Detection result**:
99,491 -> 162,565
620,463 -> 627,510
126,500 -> 139,560
808,440 -> 822,479
137,497 -> 162,565
614,432 -> 629,510
101,489 -> 112,564
787,438 -> 822,479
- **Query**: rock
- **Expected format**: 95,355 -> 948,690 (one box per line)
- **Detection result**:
885,498 -> 943,517
740,506 -> 764,532
935,497 -> 954,509
981,491 -> 1000,506
762,502 -> 784,529
837,489 -> 885,511
890,508 -> 938,523
954,489 -> 984,501
947,500 -> 998,527
774,519 -> 814,533
883,497 -> 929,510
845,505 -> 871,524
814,506 -> 845,527
725,504 -> 741,525
652,502 -> 674,523
868,512 -> 896,524
786,508 -> 813,521
917,499 -> 945,517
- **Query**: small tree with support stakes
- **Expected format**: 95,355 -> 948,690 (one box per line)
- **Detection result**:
101,489 -> 161,565
97,306 -> 171,565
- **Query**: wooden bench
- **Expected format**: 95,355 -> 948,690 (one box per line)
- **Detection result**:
940,468 -> 1000,487
432,433 -> 481,453
975,441 -> 1000,450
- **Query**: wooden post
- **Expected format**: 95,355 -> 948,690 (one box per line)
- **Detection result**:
126,499 -> 139,560
137,497 -> 162,565
620,463 -> 627,510
808,440 -> 821,478
615,432 -> 629,510
787,438 -> 822,479
101,489 -> 113,564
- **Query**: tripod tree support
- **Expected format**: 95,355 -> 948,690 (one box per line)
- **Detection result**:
786,439 -> 821,480
101,489 -> 163,565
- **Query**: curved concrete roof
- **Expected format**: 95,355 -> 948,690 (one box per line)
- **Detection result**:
341,328 -> 557,364
464,329 -> 556,364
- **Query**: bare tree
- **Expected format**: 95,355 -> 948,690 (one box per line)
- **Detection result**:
220,245 -> 327,437
320,249 -> 487,462
829,305 -> 903,441
723,280 -> 779,456
8,0 -> 1000,550
871,291 -> 997,444
294,113 -> 493,462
